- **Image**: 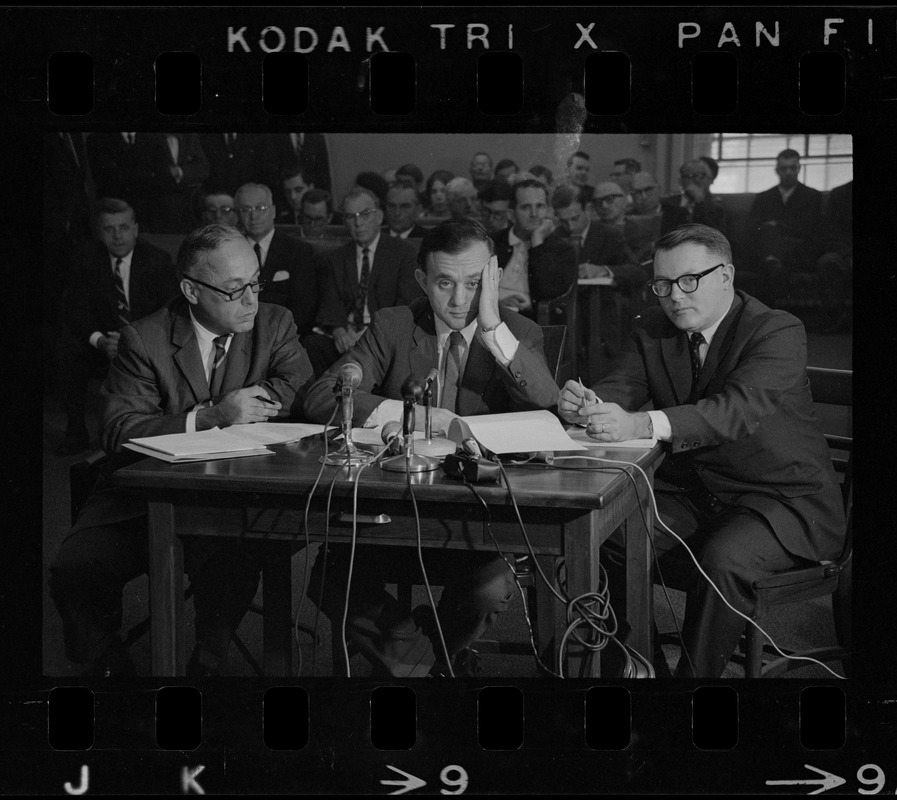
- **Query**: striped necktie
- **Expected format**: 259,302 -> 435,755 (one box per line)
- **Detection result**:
441,331 -> 466,413
113,258 -> 130,328
689,331 -> 705,388
354,247 -> 370,328
209,335 -> 230,396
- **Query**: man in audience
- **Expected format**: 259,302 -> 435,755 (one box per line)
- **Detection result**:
494,159 -> 519,183
445,177 -> 481,221
479,180 -> 513,234
58,199 -> 178,454
355,171 -> 390,210
50,224 -> 315,676
660,159 -> 726,236
303,219 -> 559,677
313,188 -> 421,365
469,152 -> 494,191
747,149 -> 824,306
565,150 -> 595,205
629,172 -> 662,217
142,133 -> 209,233
200,190 -> 239,227
266,132 -> 331,192
200,133 -> 267,200
700,155 -> 720,186
491,178 -> 576,315
86,132 -> 152,227
395,163 -> 426,203
552,185 -> 649,365
276,163 -> 314,226
384,183 -> 428,239
557,224 -> 845,678
609,157 -> 641,195
234,183 -> 319,336
298,189 -> 335,239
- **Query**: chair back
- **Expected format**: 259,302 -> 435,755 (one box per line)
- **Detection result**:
536,280 -> 578,385
539,325 -> 567,386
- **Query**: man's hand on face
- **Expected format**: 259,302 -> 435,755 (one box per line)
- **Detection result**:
531,217 -> 556,247
477,257 -> 503,331
682,180 -> 706,204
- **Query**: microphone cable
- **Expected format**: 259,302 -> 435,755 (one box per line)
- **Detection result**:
548,453 -> 845,680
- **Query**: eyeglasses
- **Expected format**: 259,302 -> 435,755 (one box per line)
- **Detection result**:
595,194 -> 625,205
186,276 -> 267,302
647,263 -> 724,297
238,204 -> 272,216
344,208 -> 379,223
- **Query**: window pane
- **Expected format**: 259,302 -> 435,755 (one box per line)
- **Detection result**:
720,135 -> 750,160
748,136 -> 790,159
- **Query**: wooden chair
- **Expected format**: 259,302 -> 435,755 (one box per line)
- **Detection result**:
539,324 -> 567,387
536,281 -> 578,387
736,366 -> 852,677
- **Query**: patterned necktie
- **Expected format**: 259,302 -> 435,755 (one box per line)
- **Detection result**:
354,247 -> 370,328
689,331 -> 706,388
254,242 -> 263,269
113,257 -> 130,328
209,335 -> 229,396
441,331 -> 466,413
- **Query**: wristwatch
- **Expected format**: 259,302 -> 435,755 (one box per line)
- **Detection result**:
480,322 -> 501,334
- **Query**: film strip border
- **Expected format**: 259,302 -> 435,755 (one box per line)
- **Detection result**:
6,681 -> 894,794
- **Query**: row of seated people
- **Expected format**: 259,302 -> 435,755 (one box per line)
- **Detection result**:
49,218 -> 847,681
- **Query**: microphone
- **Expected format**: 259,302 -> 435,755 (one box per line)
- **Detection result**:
337,361 -> 363,389
381,420 -> 403,455
401,376 -> 424,402
423,368 -> 438,394
380,375 -> 439,473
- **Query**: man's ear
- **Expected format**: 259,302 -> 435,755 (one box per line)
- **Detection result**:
415,268 -> 427,293
180,278 -> 199,305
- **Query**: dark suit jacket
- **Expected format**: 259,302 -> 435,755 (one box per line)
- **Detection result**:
200,132 -> 270,196
384,223 -> 429,240
252,230 -> 318,335
304,297 -> 559,425
63,240 -> 179,344
748,181 -> 823,244
315,235 -> 422,330
73,298 -> 314,533
660,192 -> 726,236
265,133 -> 332,193
594,291 -> 845,563
86,133 -> 154,221
141,133 -> 210,232
580,222 -> 648,292
491,228 -> 577,307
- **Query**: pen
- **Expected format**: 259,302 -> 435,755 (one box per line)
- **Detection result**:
578,377 -> 587,410
255,395 -> 277,405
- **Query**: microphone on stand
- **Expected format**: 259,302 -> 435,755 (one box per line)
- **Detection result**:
422,368 -> 438,441
381,375 -> 439,473
380,420 -> 403,456
321,361 -> 376,466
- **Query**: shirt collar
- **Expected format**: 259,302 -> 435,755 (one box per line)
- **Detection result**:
248,227 -> 275,252
691,294 -> 735,346
433,313 -> 478,350
189,308 -> 234,349
508,227 -> 527,247
109,249 -> 134,269
357,231 -> 381,256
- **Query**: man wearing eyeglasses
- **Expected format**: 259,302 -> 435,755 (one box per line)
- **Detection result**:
49,224 -> 315,677
298,189 -> 334,239
234,182 -> 319,337
659,159 -> 726,237
383,184 -> 428,239
557,224 -> 845,678
200,190 -> 239,227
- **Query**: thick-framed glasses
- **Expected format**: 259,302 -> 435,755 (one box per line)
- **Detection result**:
344,208 -> 379,224
648,263 -> 724,297
186,276 -> 266,302
595,194 -> 625,205
238,204 -> 272,216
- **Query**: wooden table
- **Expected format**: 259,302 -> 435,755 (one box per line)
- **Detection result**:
113,437 -> 664,677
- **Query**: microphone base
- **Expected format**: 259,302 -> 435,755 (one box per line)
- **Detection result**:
380,452 -> 440,473
320,442 -> 377,466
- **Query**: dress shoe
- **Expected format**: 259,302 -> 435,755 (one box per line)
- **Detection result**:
84,646 -> 136,678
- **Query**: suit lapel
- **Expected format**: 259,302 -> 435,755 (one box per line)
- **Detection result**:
170,303 -> 209,404
660,327 -> 693,406
459,335 -> 496,413
221,328 -> 252,394
409,304 -> 438,387
693,294 -> 745,398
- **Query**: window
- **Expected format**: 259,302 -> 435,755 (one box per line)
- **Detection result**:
709,134 -> 852,193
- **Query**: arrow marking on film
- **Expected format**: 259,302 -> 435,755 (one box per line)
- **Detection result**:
766,764 -> 846,795
380,765 -> 427,795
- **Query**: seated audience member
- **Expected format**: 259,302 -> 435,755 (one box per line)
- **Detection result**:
816,179 -> 852,333
565,150 -> 595,205
395,163 -> 426,203
308,188 -> 421,374
234,183 -> 318,335
86,132 -> 152,228
629,172 -> 662,217
552,185 -> 649,363
445,177 -> 481,221
355,171 -> 391,210
382,168 -> 398,187
425,169 -> 455,218
50,224 -> 315,677
593,180 -> 656,265
557,224 -> 845,678
660,159 -> 726,236
700,155 -> 720,186
469,151 -> 494,191
494,158 -> 519,183
529,165 -> 554,192
200,190 -> 239,227
266,132 -> 332,193
276,162 -> 315,226
384,183 -> 428,239
609,157 -> 641,196
491,178 -> 576,315
747,149 -> 825,306
479,180 -> 513,234
298,189 -> 335,239
142,133 -> 209,233
303,219 -> 559,677
200,133 -> 268,201
58,199 -> 178,454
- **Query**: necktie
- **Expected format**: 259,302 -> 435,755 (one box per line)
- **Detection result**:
571,234 -> 582,264
441,331 -> 466,413
254,242 -> 263,269
113,258 -> 130,328
354,247 -> 370,328
689,331 -> 705,387
209,335 -> 229,396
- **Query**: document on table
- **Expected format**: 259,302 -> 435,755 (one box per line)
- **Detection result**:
577,275 -> 615,286
565,426 -> 657,449
449,409 -> 588,455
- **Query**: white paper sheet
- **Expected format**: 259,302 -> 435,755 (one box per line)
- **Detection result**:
565,426 -> 657,449
457,410 -> 588,455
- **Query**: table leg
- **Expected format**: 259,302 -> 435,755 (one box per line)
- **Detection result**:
621,485 -> 655,666
262,541 -> 294,677
147,500 -> 185,677
563,513 -> 603,678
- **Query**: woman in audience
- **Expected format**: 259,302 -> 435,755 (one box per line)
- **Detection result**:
425,169 -> 455,218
